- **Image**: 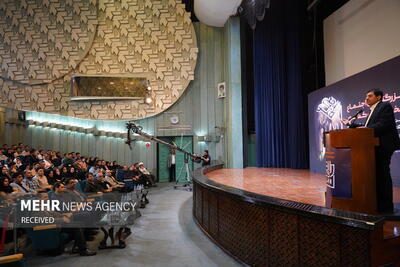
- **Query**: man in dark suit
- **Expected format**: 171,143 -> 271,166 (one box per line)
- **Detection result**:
343,89 -> 400,213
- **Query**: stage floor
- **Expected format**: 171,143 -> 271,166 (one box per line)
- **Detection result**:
206,167 -> 400,239
205,167 -> 400,206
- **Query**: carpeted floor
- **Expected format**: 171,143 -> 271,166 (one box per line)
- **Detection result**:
26,183 -> 241,267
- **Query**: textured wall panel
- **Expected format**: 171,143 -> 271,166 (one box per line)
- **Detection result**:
208,190 -> 219,239
269,209 -> 298,266
218,194 -> 268,266
300,217 -> 341,266
0,0 -> 198,120
340,225 -> 370,266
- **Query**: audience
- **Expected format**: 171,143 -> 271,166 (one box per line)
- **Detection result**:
0,142 -> 156,257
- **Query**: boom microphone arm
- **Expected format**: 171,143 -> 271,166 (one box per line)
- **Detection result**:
126,121 -> 201,161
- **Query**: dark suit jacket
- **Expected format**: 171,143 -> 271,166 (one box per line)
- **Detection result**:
352,101 -> 400,154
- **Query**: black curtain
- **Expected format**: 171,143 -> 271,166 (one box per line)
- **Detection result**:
253,0 -> 308,168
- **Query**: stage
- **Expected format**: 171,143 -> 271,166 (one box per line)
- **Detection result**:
205,167 -> 400,212
193,164 -> 400,266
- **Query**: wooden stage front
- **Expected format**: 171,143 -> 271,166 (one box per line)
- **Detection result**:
192,165 -> 400,266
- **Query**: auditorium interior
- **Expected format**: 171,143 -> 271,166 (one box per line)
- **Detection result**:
0,0 -> 399,266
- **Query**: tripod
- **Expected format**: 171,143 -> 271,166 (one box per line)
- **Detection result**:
173,154 -> 192,191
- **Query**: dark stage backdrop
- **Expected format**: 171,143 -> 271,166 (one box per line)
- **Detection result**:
308,56 -> 400,185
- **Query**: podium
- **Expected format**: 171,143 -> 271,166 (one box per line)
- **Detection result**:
325,128 -> 379,214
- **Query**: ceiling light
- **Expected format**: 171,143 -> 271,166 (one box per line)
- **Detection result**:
145,96 -> 153,104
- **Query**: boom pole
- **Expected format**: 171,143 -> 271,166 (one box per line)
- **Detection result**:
126,121 -> 200,161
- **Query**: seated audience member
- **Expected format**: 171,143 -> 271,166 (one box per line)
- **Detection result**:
14,157 -> 24,171
51,153 -> 62,167
32,168 -> 52,190
128,164 -> 142,185
37,160 -> 47,170
68,167 -> 79,180
6,149 -> 15,159
24,149 -> 37,166
106,161 -> 113,170
0,177 -> 17,195
89,163 -> 100,176
20,146 -> 29,156
138,162 -> 156,187
0,151 -> 7,163
13,147 -> 22,158
60,166 -> 70,181
51,182 -> 96,256
104,169 -> 125,190
75,158 -> 88,172
46,169 -> 60,185
95,172 -> 113,193
65,178 -> 86,202
0,166 -> 11,180
87,157 -> 95,167
53,168 -> 62,181
132,163 -> 149,187
84,173 -> 104,194
22,170 -> 42,193
11,173 -> 34,194
62,153 -> 75,167
8,163 -> 18,176
111,161 -> 119,171
1,144 -> 8,152
37,149 -> 45,160
43,155 -> 54,169
99,160 -> 108,171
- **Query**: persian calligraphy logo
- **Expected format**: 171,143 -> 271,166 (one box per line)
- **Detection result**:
326,160 -> 335,188
316,97 -> 343,160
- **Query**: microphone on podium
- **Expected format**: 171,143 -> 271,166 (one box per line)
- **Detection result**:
348,109 -> 363,127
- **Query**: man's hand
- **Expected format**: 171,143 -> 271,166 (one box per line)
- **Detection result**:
341,118 -> 355,126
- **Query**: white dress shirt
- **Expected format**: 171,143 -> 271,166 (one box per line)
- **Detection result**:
365,101 -> 380,126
